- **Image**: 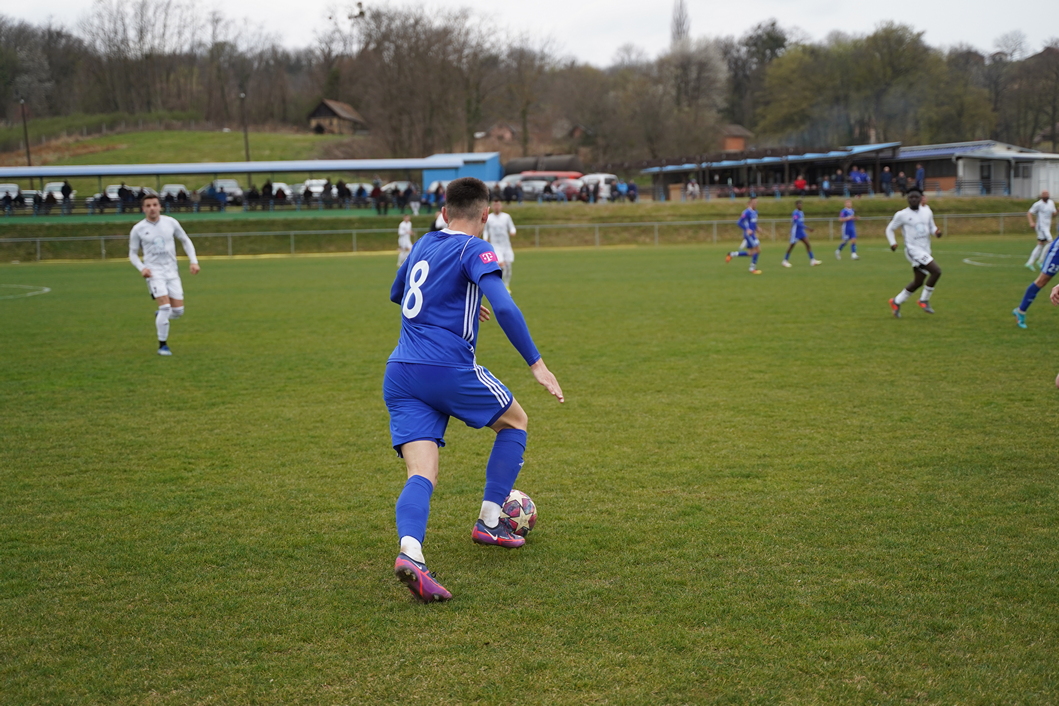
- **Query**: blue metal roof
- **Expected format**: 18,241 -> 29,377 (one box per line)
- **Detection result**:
0,157 -> 468,180
642,142 -> 903,174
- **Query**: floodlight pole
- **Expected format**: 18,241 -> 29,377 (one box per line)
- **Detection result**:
240,92 -> 251,188
20,98 -> 34,188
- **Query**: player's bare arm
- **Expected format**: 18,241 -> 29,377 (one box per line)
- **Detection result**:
530,359 -> 564,402
1051,284 -> 1059,306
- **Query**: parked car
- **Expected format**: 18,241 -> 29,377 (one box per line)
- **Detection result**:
0,183 -> 20,200
382,181 -> 414,194
519,179 -> 549,200
42,182 -> 76,202
87,185 -> 158,205
196,179 -> 244,204
580,173 -> 619,201
270,182 -> 295,199
160,184 -> 189,200
301,179 -> 336,199
425,179 -> 451,195
553,178 -> 584,200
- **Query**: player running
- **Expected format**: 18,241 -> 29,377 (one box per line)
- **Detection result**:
397,215 -> 414,267
886,186 -> 942,317
835,199 -> 859,260
1013,236 -> 1059,329
726,196 -> 763,274
385,178 -> 563,603
483,198 -> 517,291
128,194 -> 200,355
1025,191 -> 1056,271
782,200 -> 822,267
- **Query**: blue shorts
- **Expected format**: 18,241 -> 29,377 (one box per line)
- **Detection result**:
1042,239 -> 1059,276
742,233 -> 760,249
841,231 -> 856,241
383,361 -> 513,454
789,231 -> 808,244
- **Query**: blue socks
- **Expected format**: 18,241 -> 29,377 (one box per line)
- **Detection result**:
751,252 -> 759,266
808,251 -> 815,261
737,251 -> 749,257
483,429 -> 527,505
838,241 -> 846,251
851,242 -> 857,254
396,474 -> 434,543
1020,282 -> 1041,313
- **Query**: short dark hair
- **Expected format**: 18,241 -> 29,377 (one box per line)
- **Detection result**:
141,194 -> 160,205
445,177 -> 489,221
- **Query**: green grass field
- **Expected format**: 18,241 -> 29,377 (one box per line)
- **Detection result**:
2,237 -> 1058,703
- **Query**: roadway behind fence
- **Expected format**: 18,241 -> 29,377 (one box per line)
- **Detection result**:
0,212 -> 1035,262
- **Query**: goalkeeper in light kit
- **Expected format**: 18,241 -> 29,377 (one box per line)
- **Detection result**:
886,186 -> 942,317
128,194 -> 200,354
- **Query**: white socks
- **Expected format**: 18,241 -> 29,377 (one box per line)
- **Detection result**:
169,306 -> 184,319
501,264 -> 512,288
894,289 -> 912,305
479,500 -> 502,528
1029,243 -> 1045,266
920,286 -> 934,302
156,305 -> 171,341
399,537 -> 425,564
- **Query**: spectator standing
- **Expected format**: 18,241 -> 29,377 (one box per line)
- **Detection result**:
896,171 -> 908,195
190,189 -> 200,213
833,168 -> 846,197
217,187 -> 227,212
592,181 -> 600,204
915,163 -> 926,192
503,183 -> 515,204
628,181 -> 638,202
881,166 -> 893,196
515,182 -> 524,204
405,185 -> 419,215
61,180 -> 73,213
794,174 -> 807,196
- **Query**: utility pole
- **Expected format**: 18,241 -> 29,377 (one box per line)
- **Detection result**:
20,98 -> 34,189
240,92 -> 251,188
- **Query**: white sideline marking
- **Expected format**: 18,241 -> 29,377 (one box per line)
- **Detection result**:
0,284 -> 51,300
958,251 -> 1018,268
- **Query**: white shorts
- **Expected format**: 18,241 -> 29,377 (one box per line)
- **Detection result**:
493,246 -> 515,265
904,246 -> 934,269
1036,228 -> 1053,243
147,274 -> 184,301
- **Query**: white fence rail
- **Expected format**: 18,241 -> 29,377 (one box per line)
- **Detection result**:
0,212 -> 1035,262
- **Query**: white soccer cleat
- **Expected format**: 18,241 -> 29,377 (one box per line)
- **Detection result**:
782,260 -> 792,268
851,253 -> 859,260
835,249 -> 842,260
810,259 -> 823,266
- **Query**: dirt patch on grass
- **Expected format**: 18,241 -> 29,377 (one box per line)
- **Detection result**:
0,138 -> 125,167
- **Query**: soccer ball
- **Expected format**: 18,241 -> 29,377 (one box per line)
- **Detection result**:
500,489 -> 537,537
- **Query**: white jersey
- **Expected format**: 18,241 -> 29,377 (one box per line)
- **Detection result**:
484,212 -> 516,251
398,220 -> 413,250
886,205 -> 938,256
129,215 -> 197,277
1029,199 -> 1057,238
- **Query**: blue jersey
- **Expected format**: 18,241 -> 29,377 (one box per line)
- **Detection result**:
737,207 -> 758,234
840,207 -> 856,237
388,229 -> 501,368
791,209 -> 807,238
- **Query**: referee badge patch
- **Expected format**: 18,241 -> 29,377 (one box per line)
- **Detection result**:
480,251 -> 498,264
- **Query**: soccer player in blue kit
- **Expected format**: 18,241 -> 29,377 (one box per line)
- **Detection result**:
384,177 -> 564,603
726,196 -> 763,274
835,199 -> 859,260
782,200 -> 822,267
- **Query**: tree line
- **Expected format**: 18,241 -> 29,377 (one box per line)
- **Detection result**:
2,0 -> 1058,167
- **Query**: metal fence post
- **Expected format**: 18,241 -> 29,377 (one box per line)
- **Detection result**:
829,219 -> 833,241
943,215 -> 948,234
290,231 -> 295,255
999,215 -> 1004,235
654,222 -> 659,246
712,222 -> 717,243
594,224 -> 600,247
353,230 -> 358,252
771,220 -> 776,242
36,239 -> 41,261
535,226 -> 540,248
100,237 -> 106,260
227,234 -> 233,257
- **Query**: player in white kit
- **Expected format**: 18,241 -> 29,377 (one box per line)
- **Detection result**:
483,198 -> 517,291
1026,191 -> 1056,270
397,215 -> 414,267
885,186 -> 942,317
129,194 -> 200,355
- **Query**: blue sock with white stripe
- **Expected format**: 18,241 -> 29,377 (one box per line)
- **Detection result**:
1020,282 -> 1041,313
396,474 -> 434,544
483,429 -> 527,507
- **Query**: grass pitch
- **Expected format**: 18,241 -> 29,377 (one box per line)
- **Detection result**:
1,237 -> 1057,704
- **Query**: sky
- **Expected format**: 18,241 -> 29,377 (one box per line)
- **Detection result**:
6,0 -> 1056,65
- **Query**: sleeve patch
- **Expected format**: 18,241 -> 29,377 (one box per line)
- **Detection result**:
480,251 -> 498,264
